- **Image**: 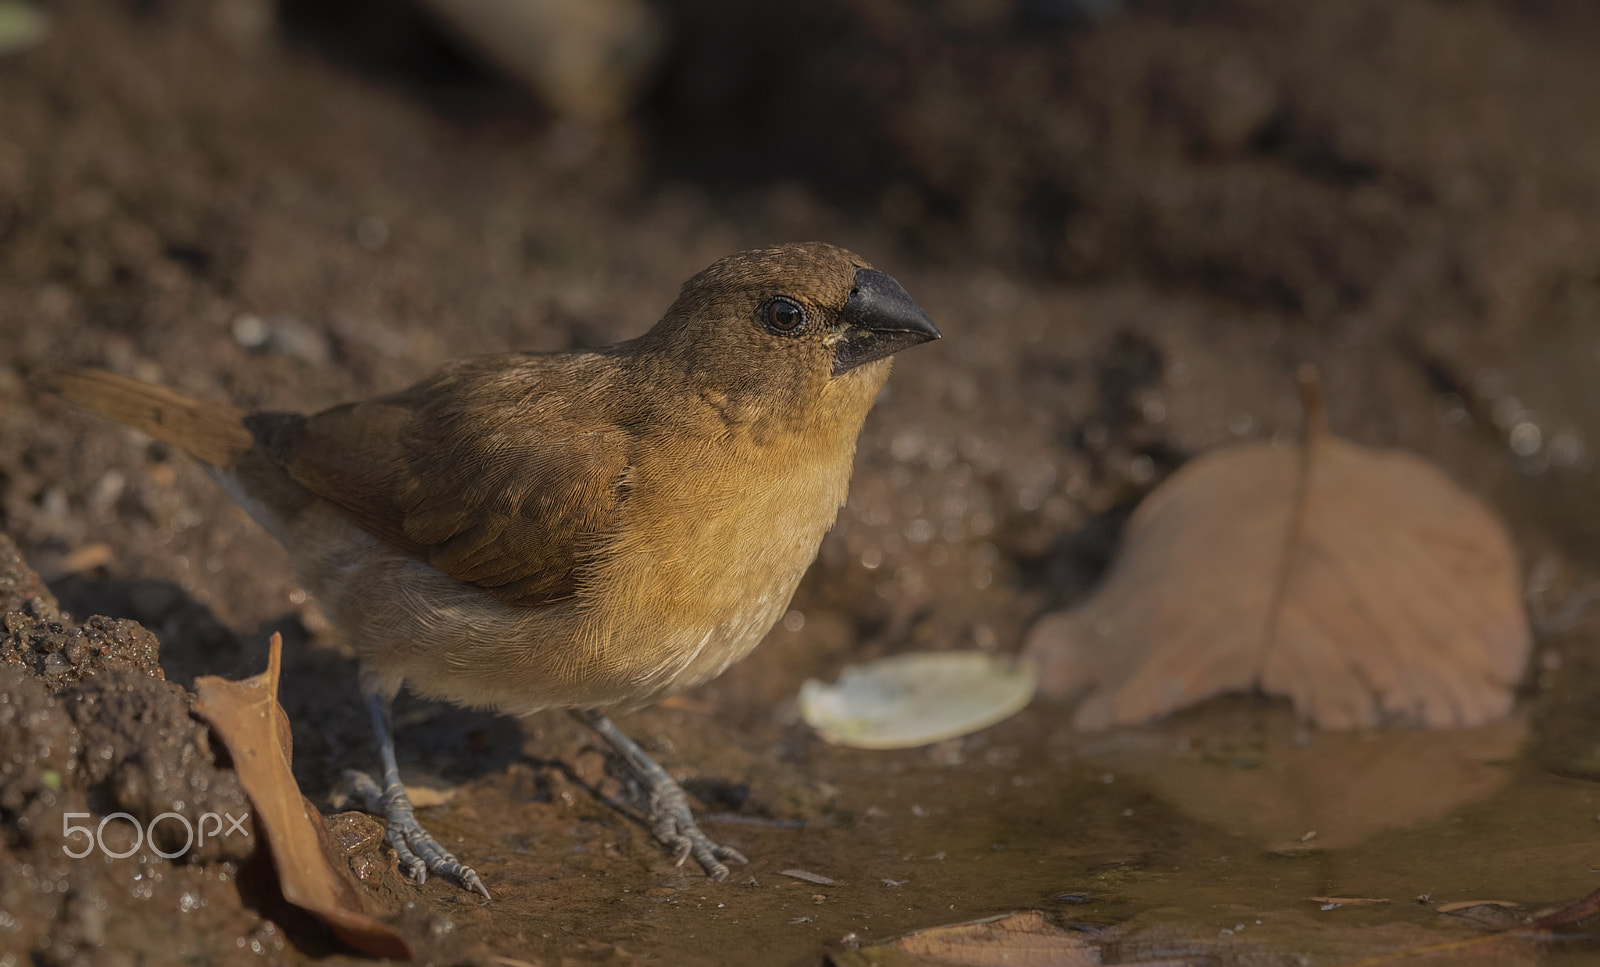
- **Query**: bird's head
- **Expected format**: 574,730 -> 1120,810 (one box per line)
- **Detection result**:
639,242 -> 940,425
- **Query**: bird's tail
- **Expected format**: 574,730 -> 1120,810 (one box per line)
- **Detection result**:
46,368 -> 255,468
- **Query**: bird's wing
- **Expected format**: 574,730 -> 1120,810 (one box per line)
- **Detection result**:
259,355 -> 631,607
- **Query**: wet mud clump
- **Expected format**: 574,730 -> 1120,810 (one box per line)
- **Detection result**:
0,534 -> 260,963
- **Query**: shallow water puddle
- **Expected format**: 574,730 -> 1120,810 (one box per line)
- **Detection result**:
396,691 -> 1600,965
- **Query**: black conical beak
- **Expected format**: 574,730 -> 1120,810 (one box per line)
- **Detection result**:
831,268 -> 941,376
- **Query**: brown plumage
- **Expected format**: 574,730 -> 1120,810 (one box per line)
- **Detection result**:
48,241 -> 939,896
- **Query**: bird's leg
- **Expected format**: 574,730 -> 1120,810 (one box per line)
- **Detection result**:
575,709 -> 749,881
345,690 -> 490,898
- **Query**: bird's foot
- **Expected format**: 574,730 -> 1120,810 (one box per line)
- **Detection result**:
645,775 -> 749,882
345,769 -> 490,899
574,709 -> 749,880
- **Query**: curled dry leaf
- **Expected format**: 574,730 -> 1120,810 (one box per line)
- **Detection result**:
1024,373 -> 1530,731
194,634 -> 411,960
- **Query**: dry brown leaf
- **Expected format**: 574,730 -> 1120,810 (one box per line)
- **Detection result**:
1337,883 -> 1595,966
401,783 -> 456,810
833,911 -> 1100,967
194,634 -> 411,960
57,541 -> 113,574
1025,371 -> 1530,731
1435,900 -> 1521,914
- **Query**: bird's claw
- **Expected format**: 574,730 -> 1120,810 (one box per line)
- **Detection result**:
647,784 -> 748,882
345,769 -> 490,899
383,823 -> 490,899
670,839 -> 693,867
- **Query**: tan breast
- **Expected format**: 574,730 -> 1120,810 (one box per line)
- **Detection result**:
574,430 -> 853,696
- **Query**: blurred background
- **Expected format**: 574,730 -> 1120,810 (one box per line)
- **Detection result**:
5,0 -> 1600,963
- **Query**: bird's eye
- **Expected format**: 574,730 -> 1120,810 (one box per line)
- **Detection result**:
759,296 -> 808,335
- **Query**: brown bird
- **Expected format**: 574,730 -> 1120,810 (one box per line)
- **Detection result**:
48,242 -> 939,898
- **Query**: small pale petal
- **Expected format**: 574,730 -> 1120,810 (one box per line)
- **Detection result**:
801,651 -> 1036,749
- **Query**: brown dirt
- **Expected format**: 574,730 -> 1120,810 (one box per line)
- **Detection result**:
5,0 -> 1600,964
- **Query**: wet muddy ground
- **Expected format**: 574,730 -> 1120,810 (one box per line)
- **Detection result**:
6,1 -> 1600,964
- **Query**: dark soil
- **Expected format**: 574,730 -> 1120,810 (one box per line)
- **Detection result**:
5,0 -> 1600,964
